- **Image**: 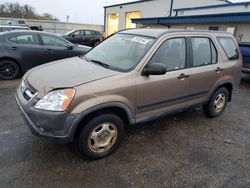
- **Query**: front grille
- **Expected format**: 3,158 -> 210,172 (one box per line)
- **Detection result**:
20,80 -> 37,101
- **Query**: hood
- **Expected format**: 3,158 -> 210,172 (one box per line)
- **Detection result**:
25,57 -> 119,96
75,44 -> 92,53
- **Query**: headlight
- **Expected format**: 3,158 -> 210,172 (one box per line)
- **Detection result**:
34,89 -> 75,111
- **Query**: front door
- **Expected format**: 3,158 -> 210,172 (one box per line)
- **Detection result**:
136,37 -> 190,120
69,30 -> 85,45
40,34 -> 77,63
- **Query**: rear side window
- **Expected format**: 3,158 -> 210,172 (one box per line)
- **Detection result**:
148,38 -> 186,71
8,34 -> 39,45
41,34 -> 68,47
85,30 -> 92,35
72,30 -> 84,36
217,37 -> 239,60
191,37 -> 217,67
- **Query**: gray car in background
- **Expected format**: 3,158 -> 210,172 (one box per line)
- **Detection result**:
0,30 -> 91,80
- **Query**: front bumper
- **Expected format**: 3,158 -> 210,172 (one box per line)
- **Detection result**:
15,85 -> 79,143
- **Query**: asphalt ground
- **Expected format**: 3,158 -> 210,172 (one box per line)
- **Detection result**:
0,75 -> 250,188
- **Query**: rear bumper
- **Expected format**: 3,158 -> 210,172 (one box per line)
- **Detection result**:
15,86 -> 79,144
242,63 -> 250,73
242,68 -> 250,73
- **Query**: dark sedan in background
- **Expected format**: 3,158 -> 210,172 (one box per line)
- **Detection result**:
0,30 -> 91,80
62,29 -> 102,47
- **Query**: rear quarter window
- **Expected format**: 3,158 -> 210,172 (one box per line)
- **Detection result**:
217,37 -> 239,60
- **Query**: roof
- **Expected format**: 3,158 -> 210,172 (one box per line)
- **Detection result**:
104,0 -> 152,8
132,11 -> 250,25
120,28 -> 170,38
119,28 -> 230,38
0,30 -> 57,36
173,1 -> 250,12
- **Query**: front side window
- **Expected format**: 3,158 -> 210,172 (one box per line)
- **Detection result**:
72,30 -> 84,36
8,34 -> 39,45
85,33 -> 155,72
217,37 -> 239,60
41,35 -> 69,47
191,37 -> 217,67
148,38 -> 186,71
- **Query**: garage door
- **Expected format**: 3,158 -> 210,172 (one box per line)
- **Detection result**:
125,11 -> 141,29
107,13 -> 119,36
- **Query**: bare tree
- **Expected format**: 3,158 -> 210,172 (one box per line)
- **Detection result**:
0,2 -> 59,21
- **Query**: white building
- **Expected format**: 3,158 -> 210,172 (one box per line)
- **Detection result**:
104,0 -> 250,41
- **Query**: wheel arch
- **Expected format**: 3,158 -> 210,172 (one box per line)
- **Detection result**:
211,81 -> 233,102
71,102 -> 135,140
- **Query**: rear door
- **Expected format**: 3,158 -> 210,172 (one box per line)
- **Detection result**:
83,30 -> 97,46
187,36 -> 222,107
5,33 -> 44,71
39,34 -> 78,63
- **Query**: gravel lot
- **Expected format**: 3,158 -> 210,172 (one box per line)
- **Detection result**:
0,76 -> 250,188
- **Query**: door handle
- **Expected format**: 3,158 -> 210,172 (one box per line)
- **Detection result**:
215,67 -> 224,73
177,73 -> 189,80
44,49 -> 53,52
9,46 -> 18,50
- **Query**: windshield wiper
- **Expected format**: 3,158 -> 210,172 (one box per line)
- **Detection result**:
89,59 -> 111,69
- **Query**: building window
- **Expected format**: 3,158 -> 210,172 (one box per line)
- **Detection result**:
209,26 -> 219,31
107,13 -> 119,36
125,11 -> 141,29
226,27 -> 235,35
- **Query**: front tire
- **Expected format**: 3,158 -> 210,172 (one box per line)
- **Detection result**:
78,113 -> 125,159
0,59 -> 20,80
203,87 -> 229,118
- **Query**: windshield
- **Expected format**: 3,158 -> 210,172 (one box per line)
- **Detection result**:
64,30 -> 75,36
84,33 -> 155,72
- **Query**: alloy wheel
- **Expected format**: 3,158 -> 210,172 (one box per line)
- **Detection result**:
88,122 -> 118,153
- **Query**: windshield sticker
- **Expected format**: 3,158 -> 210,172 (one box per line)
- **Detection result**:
132,37 -> 150,44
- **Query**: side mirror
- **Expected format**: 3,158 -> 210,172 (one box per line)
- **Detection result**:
142,63 -> 167,76
71,34 -> 75,37
67,44 -> 74,50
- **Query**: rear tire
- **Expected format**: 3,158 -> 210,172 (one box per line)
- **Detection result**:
78,113 -> 125,159
0,59 -> 20,80
203,87 -> 229,118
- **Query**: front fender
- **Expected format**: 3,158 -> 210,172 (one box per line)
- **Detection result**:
67,101 -> 135,141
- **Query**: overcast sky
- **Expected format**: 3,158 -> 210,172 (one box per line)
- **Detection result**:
0,0 -> 249,24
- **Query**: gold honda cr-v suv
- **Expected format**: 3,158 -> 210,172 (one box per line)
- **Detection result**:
16,29 -> 242,159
